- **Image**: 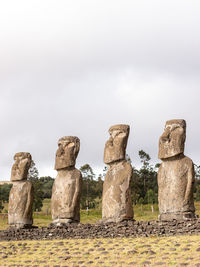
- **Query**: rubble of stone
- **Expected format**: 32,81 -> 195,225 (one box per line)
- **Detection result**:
158,119 -> 196,220
1,219 -> 200,241
51,136 -> 82,225
102,124 -> 133,223
8,152 -> 33,228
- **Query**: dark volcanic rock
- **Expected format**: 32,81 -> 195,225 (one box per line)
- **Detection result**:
0,219 -> 200,241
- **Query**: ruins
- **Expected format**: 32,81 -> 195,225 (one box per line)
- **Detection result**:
51,136 -> 82,225
158,119 -> 196,220
8,152 -> 33,228
102,124 -> 133,222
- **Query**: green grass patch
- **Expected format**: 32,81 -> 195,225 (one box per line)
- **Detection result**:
0,201 -> 200,230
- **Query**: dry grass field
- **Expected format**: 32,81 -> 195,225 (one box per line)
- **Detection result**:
1,236 -> 200,266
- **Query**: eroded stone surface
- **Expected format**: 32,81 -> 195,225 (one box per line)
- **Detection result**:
104,124 -> 130,164
51,136 -> 82,225
158,120 -> 195,220
55,136 -> 80,170
102,124 -> 133,222
11,152 -> 32,182
8,152 -> 33,228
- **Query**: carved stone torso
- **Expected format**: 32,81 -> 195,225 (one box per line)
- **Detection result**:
102,160 -> 133,222
8,180 -> 33,226
51,168 -> 82,222
158,155 -> 195,216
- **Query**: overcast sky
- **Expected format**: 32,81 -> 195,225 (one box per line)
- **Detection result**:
0,0 -> 200,180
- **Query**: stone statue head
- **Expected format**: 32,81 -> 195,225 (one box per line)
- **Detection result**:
11,152 -> 32,181
104,124 -> 130,164
158,119 -> 186,160
55,136 -> 80,170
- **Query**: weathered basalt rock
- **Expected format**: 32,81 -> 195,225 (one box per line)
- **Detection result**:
1,219 -> 200,241
8,152 -> 33,228
51,136 -> 82,225
102,124 -> 133,222
158,120 -> 196,220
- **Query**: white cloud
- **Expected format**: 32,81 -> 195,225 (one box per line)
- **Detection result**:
0,1 -> 200,179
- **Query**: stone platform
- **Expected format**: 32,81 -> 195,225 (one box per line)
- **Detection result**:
1,219 -> 200,241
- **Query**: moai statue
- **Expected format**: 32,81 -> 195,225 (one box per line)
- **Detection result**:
51,136 -> 82,225
102,124 -> 133,223
158,119 -> 196,220
8,152 -> 33,228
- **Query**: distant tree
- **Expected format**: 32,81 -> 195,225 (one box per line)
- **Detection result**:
80,164 -> 96,209
28,160 -> 43,211
139,150 -> 158,202
145,189 -> 157,204
79,164 -> 104,209
131,150 -> 158,204
0,184 -> 12,202
138,197 -> 144,205
131,168 -> 141,204
139,150 -> 151,167
195,185 -> 200,201
0,201 -> 4,213
138,150 -> 152,198
39,176 -> 54,198
80,164 -> 95,180
192,164 -> 200,195
96,175 -> 103,198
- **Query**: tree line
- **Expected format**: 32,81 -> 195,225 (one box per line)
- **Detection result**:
1,150 -> 200,212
